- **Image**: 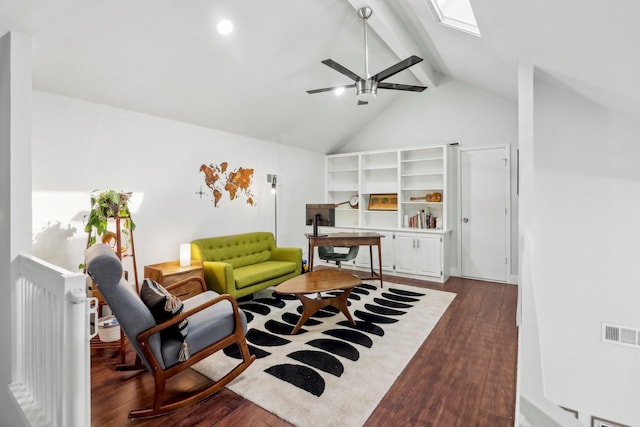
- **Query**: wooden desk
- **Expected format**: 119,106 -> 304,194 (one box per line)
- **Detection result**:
306,232 -> 384,286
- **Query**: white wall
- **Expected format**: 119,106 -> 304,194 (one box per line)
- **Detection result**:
339,79 -> 519,278
31,91 -> 324,281
533,73 -> 640,426
0,31 -> 32,427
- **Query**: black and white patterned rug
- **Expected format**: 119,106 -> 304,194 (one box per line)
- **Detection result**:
193,279 -> 455,427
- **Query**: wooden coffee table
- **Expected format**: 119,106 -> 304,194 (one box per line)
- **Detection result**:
274,269 -> 362,334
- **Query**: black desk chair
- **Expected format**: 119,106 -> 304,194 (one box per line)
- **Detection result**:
318,246 -> 359,270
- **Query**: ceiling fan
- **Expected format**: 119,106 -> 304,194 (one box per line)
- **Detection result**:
307,7 -> 428,105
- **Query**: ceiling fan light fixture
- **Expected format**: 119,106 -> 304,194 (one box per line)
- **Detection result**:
356,79 -> 378,102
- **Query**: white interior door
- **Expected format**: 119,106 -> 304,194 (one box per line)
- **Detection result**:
459,147 -> 509,282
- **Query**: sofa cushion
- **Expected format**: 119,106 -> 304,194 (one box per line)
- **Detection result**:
191,232 -> 275,268
229,249 -> 271,269
234,261 -> 297,289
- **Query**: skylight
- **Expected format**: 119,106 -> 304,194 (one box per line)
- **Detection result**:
426,0 -> 481,37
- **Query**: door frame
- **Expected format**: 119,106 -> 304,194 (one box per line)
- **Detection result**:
456,145 -> 511,283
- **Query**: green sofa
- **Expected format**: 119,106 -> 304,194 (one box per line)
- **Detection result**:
190,232 -> 302,299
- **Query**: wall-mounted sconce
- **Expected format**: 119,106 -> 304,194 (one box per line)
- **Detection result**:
179,243 -> 191,267
268,173 -> 277,194
267,174 -> 278,242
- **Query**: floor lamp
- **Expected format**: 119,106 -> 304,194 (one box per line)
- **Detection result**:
268,174 -> 277,243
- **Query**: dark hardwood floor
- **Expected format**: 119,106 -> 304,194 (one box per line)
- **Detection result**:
91,271 -> 518,426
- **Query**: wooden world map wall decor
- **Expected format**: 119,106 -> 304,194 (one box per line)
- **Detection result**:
199,162 -> 256,207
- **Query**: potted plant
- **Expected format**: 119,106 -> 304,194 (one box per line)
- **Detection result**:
83,189 -> 135,247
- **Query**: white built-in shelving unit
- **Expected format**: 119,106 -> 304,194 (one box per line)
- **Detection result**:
323,144 -> 455,282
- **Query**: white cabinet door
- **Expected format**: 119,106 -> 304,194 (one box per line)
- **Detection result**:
394,233 -> 443,278
394,233 -> 419,274
373,231 -> 395,271
354,231 -> 394,272
354,244 -> 370,268
416,235 -> 442,277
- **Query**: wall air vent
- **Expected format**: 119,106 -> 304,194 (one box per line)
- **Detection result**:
602,322 -> 640,348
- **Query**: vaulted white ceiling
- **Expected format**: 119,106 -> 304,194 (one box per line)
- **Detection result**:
1,0 -> 638,153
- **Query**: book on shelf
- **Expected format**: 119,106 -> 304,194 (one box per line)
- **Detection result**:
407,210 -> 440,230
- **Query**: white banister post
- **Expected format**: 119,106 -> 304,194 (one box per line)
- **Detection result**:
64,278 -> 91,427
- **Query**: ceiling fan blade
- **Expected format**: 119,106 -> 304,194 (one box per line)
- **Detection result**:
306,84 -> 356,94
321,59 -> 362,82
378,82 -> 428,92
371,55 -> 423,82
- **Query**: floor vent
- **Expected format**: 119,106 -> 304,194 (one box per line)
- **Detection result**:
602,323 -> 640,348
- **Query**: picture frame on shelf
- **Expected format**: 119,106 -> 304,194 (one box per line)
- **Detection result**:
368,193 -> 398,211
591,416 -> 631,427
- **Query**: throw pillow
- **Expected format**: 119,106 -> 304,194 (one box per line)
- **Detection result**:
140,278 -> 190,362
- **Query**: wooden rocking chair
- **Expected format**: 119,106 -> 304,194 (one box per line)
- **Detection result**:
85,243 -> 255,419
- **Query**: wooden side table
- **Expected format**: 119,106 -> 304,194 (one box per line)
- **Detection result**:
144,260 -> 205,300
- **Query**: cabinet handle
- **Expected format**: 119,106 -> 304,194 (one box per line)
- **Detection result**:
463,217 -> 469,223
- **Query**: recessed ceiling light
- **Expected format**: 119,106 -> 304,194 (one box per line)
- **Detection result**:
334,87 -> 345,96
216,19 -> 233,36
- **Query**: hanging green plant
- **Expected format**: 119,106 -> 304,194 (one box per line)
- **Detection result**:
83,189 -> 135,247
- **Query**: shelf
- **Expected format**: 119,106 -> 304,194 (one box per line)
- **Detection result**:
363,209 -> 398,214
400,147 -> 444,163
399,227 -> 447,234
401,157 -> 444,163
328,187 -> 359,192
328,168 -> 359,173
401,172 -> 442,177
402,201 -> 443,205
362,165 -> 397,171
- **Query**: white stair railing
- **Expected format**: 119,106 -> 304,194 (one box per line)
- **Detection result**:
9,254 -> 97,427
